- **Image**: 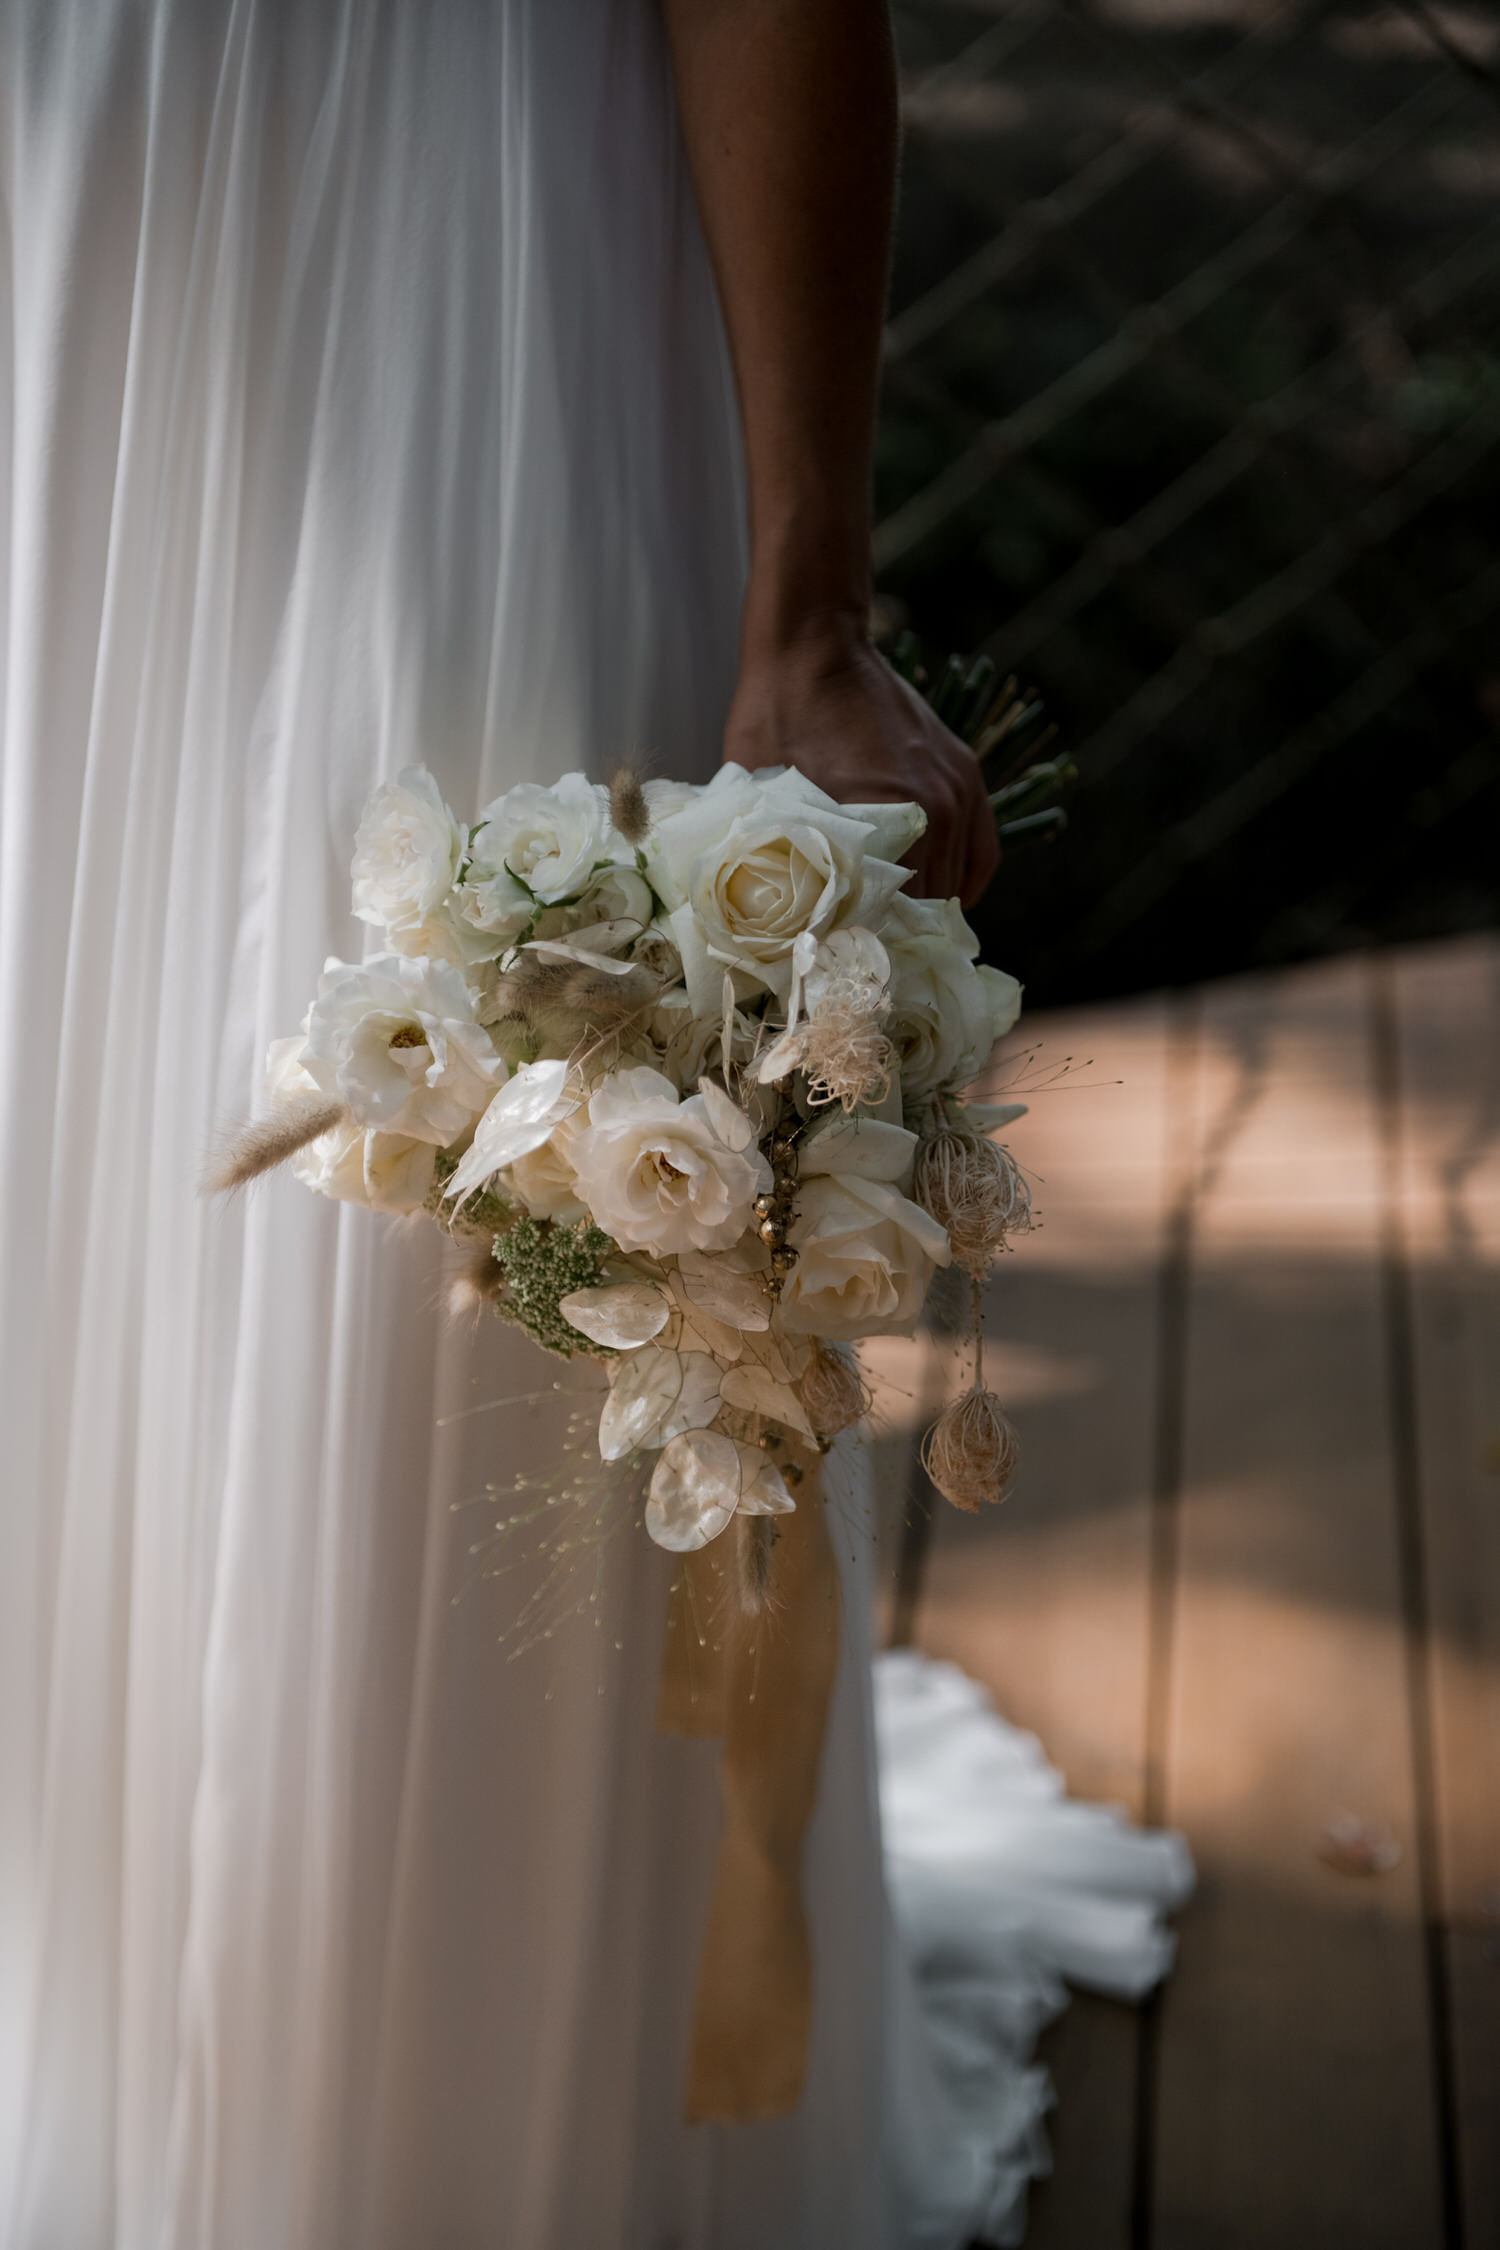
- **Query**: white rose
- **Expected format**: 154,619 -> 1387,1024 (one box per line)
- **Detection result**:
266,1034 -> 436,1211
882,893 -> 1022,1100
508,1112 -> 588,1223
779,1161 -> 950,1341
468,772 -> 619,906
300,954 -> 504,1146
570,1066 -> 771,1257
351,767 -> 462,938
645,764 -> 921,1013
530,864 -> 656,956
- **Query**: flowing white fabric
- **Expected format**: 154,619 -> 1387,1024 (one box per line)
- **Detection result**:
0,7 -> 1186,2246
878,1653 -> 1195,2248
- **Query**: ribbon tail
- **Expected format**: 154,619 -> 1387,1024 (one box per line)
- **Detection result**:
658,1452 -> 841,2124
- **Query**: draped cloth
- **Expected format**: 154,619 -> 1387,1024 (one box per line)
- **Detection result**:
0,7 -> 891,2246
0,7 -> 1193,2246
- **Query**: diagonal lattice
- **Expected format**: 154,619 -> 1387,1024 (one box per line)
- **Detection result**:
879,0 -> 1500,1002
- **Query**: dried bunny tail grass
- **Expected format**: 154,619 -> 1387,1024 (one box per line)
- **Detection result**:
731,1510 -> 778,1621
486,951 -> 658,1033
202,1096 -> 346,1195
798,1339 -> 870,1444
608,765 -> 651,846
448,1238 -> 507,1321
912,1125 -> 1031,1277
921,1385 -> 1020,1513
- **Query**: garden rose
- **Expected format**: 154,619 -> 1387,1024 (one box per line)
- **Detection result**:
645,764 -> 922,1011
351,767 -> 462,939
468,772 -> 620,906
570,1065 -> 770,1257
883,893 -> 1022,1100
300,954 -> 503,1145
778,1110 -> 949,1340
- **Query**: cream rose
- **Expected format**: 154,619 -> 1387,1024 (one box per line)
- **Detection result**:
351,768 -> 462,938
645,764 -> 921,1012
300,955 -> 504,1146
468,772 -> 620,906
569,1066 -> 770,1257
779,1108 -> 950,1339
882,893 -> 1022,1100
265,1037 -> 436,1213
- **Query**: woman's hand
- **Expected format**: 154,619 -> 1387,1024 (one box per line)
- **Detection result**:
723,616 -> 1000,909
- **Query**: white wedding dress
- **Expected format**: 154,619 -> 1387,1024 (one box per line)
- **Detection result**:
0,6 -> 1190,2246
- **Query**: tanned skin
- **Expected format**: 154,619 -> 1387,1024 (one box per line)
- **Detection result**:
661,0 -> 999,907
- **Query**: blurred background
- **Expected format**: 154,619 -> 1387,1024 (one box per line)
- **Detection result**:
870,8 -> 1500,2246
876,0 -> 1500,1008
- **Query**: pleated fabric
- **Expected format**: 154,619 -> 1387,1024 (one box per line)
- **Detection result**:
0,6 -> 892,2245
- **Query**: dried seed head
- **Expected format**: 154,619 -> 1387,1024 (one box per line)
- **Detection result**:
608,766 -> 651,846
921,1385 -> 1019,1512
797,1339 -> 869,1445
202,1096 -> 348,1196
912,1126 -> 1031,1278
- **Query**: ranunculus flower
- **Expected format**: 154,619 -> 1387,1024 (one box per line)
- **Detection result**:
644,764 -> 922,1013
882,893 -> 1022,1101
468,772 -> 620,906
300,955 -> 504,1146
570,1066 -> 770,1257
351,768 -> 462,938
777,1115 -> 949,1340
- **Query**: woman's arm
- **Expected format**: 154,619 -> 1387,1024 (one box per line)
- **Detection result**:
661,0 -> 999,907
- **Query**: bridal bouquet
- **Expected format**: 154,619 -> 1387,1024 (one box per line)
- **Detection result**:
218,760 -> 1033,1551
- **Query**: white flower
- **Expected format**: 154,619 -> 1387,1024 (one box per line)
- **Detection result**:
882,894 -> 1022,1100
644,1429 -> 795,1552
468,772 -> 620,906
645,764 -> 921,1012
351,767 -> 462,938
755,926 -> 893,1108
444,1057 -> 580,1202
507,1111 -> 588,1224
778,1113 -> 949,1340
300,955 -> 504,1146
265,1036 -> 437,1212
531,864 -> 656,956
570,1065 -> 770,1257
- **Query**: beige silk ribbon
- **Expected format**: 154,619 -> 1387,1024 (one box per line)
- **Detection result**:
657,1447 -> 841,2124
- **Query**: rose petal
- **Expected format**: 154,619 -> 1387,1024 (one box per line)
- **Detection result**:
559,1282 -> 671,1350
645,1431 -> 742,1551
696,1075 -> 755,1152
522,936 -> 639,974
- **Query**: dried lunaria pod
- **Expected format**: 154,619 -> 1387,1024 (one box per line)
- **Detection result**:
202,1094 -> 347,1195
912,1125 -> 1031,1279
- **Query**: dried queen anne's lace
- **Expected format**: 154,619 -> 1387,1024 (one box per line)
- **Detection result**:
240,762 -> 1029,1551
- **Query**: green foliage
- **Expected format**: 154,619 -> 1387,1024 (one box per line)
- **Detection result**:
490,1217 -> 615,1360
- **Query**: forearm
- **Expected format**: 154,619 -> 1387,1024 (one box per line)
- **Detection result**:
660,0 -> 898,661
